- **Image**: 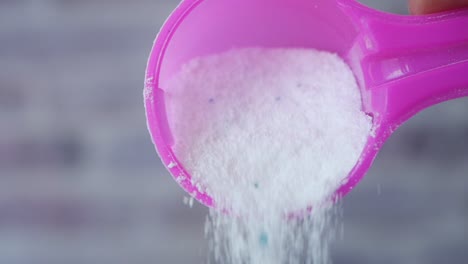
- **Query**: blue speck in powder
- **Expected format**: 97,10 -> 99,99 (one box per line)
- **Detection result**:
208,98 -> 215,103
259,232 -> 268,247
275,96 -> 281,101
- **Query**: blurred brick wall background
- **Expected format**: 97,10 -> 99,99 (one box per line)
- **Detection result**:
0,0 -> 466,263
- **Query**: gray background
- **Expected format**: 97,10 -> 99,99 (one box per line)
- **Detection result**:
0,0 -> 466,263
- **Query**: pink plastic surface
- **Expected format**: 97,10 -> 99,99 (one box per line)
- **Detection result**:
145,0 -> 468,209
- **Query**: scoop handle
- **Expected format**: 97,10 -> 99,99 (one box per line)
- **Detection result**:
344,2 -> 468,129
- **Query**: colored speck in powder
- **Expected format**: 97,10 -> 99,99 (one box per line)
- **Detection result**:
254,182 -> 259,189
208,98 -> 215,103
297,82 -> 303,87
275,96 -> 281,101
259,232 -> 268,247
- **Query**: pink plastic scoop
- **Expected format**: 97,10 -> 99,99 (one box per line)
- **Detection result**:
144,0 -> 468,208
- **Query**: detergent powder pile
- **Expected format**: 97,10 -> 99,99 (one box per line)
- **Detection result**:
165,48 -> 372,264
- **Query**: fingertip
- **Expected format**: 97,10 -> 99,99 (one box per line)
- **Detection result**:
408,0 -> 418,14
408,0 -> 468,15
408,0 -> 426,15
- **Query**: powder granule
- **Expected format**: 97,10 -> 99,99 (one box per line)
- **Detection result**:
165,48 -> 372,214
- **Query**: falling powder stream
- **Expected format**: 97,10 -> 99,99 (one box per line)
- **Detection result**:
164,48 -> 372,263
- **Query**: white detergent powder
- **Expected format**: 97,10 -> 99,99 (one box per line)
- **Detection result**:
165,48 -> 372,264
